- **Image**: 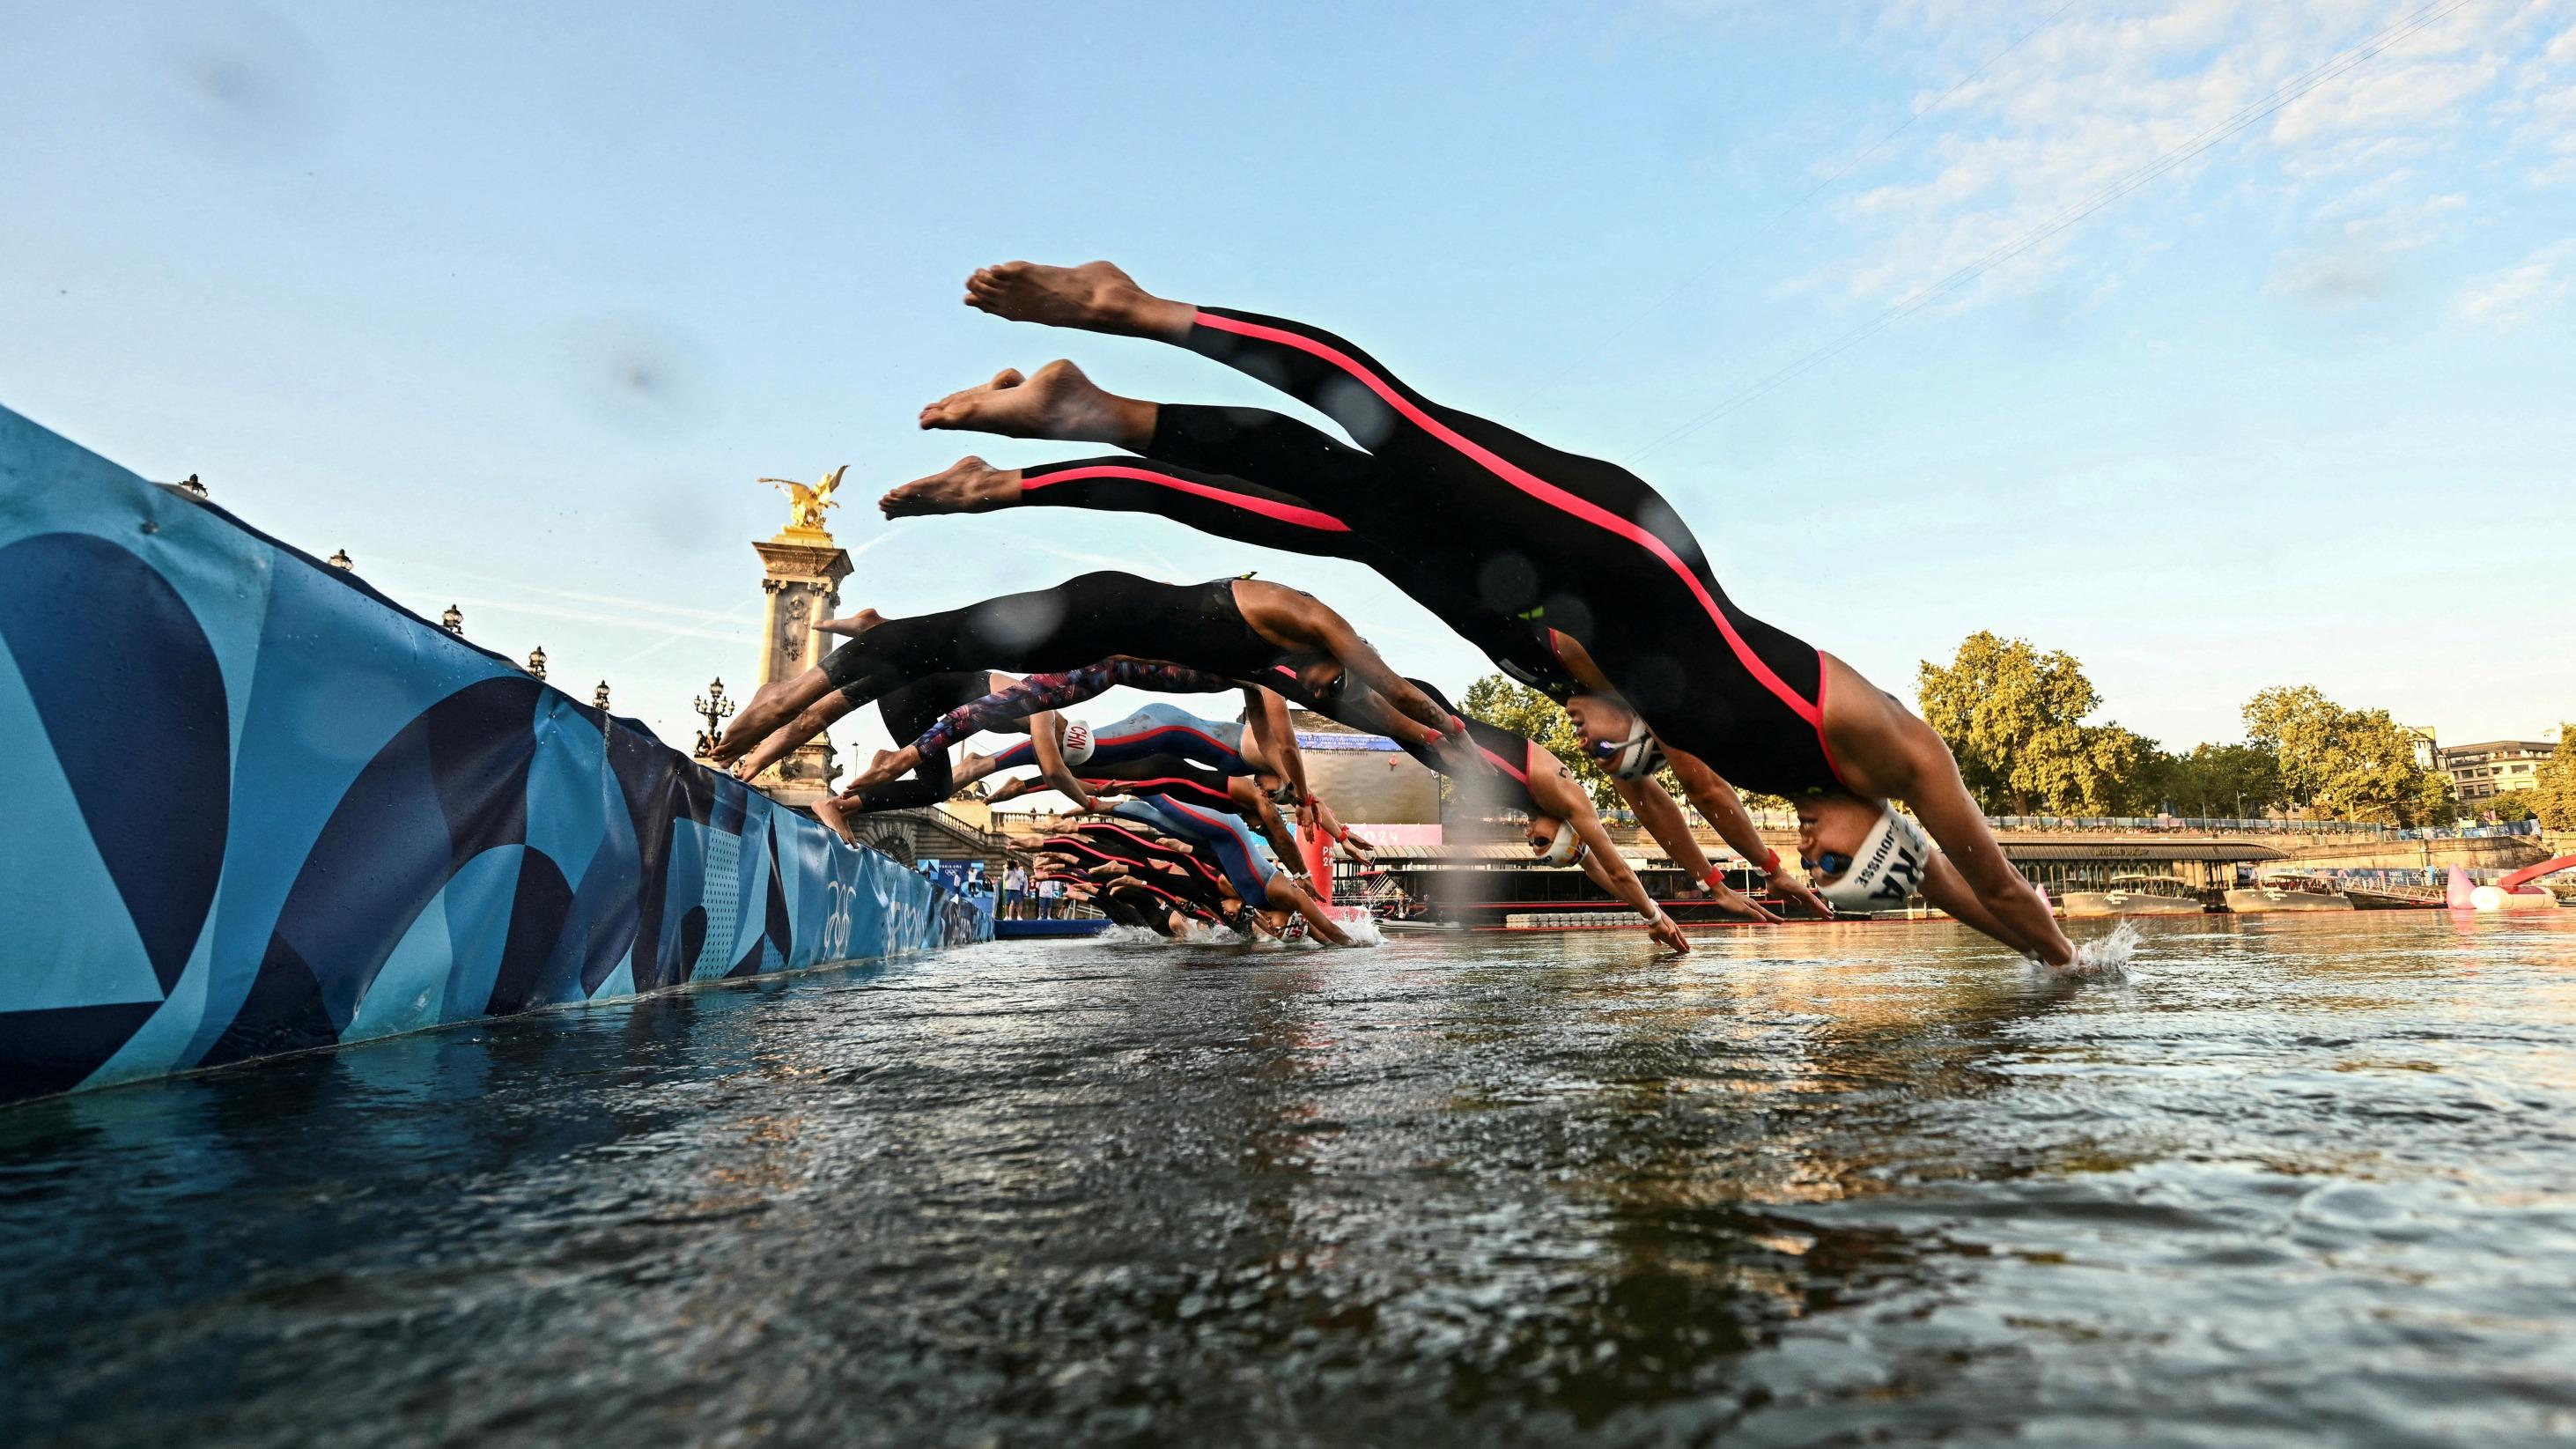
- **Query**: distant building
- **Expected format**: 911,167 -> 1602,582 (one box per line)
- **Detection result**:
1286,709 -> 1441,824
2439,739 -> 2556,802
2401,725 -> 2438,772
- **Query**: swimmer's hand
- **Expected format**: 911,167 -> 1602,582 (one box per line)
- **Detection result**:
1702,879 -> 1781,924
1768,869 -> 1833,919
1647,911 -> 1691,956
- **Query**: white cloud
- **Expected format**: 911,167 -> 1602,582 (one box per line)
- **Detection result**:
1814,0 -> 2556,312
2450,239 -> 2576,325
2269,249 -> 2390,299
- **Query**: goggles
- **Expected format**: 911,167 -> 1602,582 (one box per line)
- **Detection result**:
1532,819 -> 1587,866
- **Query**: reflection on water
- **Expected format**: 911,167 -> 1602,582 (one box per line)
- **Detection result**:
5,913 -> 2575,1446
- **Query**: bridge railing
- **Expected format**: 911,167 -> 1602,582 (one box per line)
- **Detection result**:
1589,810 -> 2544,840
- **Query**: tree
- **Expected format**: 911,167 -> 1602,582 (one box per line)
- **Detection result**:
2484,794 -> 2536,824
1455,675 -> 1791,817
1458,675 -> 1615,809
1916,632 -> 2146,814
2151,741 -> 2286,818
2241,685 -> 2449,824
2534,728 -> 2576,830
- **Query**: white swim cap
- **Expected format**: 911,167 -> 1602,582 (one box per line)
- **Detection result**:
1059,720 -> 1095,766
1813,807 -> 1936,911
1536,818 -> 1586,866
1591,714 -> 1666,781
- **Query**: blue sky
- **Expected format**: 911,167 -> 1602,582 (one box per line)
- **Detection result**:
4,0 -> 2570,767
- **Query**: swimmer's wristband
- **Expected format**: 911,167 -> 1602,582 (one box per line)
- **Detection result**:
1761,849 -> 1783,876
1701,866 -> 1728,892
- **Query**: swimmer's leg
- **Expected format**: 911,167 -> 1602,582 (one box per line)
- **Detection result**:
727,691 -> 859,780
960,260 -> 1429,454
711,663 -> 837,765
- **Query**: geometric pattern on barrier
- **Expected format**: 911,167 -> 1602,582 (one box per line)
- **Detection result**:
0,403 -> 988,1105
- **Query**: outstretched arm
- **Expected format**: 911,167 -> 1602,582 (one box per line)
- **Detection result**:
1533,758 -> 1689,954
1273,877 -> 1353,946
1235,779 -> 1305,866
1664,750 -> 1831,919
1611,773 -> 1777,923
1312,615 -> 1450,737
1025,711 -> 1099,809
1894,724 -> 2074,967
1244,686 -> 1309,801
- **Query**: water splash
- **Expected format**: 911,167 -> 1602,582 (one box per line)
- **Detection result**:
2059,920 -> 2141,980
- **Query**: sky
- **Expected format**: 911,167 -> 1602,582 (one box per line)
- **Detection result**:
4,0 -> 2571,772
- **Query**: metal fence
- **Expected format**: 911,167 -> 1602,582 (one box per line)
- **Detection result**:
1597,809 -> 2544,840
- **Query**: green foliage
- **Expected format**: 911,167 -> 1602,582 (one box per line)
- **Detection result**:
2481,794 -> 2536,824
2241,684 -> 2449,824
2145,741 -> 2287,818
1915,632 -> 2148,814
2533,729 -> 2576,831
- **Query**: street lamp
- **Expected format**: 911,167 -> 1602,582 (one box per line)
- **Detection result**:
524,645 -> 547,680
440,604 -> 464,635
593,680 -> 612,711
693,676 -> 735,755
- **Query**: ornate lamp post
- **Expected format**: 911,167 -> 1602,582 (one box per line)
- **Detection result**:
693,676 -> 735,757
440,604 -> 464,635
593,680 -> 613,711
524,645 -> 547,681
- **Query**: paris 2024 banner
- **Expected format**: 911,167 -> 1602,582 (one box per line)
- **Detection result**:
0,403 -> 988,1105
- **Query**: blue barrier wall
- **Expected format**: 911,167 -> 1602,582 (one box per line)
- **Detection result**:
0,404 -> 988,1105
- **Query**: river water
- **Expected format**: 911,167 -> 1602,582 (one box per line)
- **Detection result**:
4,913 -> 2573,1448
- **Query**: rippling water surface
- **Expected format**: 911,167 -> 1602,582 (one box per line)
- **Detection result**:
5,913 -> 2575,1447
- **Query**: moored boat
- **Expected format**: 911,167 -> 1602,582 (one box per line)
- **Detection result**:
2062,874 -> 2210,918
2225,876 -> 2355,913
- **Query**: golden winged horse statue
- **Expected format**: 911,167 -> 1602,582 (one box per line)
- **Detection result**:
759,465 -> 847,535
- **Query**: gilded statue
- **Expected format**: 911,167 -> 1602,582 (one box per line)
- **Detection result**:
759,465 -> 847,536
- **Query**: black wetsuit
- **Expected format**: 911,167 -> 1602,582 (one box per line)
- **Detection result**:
1266,670 -> 1549,818
1017,455 -> 1577,699
1076,751 -> 1251,816
1006,308 -> 1844,797
1048,827 -> 1230,914
843,670 -> 998,814
816,571 -> 1288,710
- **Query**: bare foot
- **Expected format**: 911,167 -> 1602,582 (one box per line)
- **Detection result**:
812,795 -> 859,846
963,260 -> 1191,339
880,455 -> 1022,518
814,610 -> 886,637
914,360 -> 1143,446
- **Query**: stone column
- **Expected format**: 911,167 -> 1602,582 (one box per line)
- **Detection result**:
749,528 -> 853,809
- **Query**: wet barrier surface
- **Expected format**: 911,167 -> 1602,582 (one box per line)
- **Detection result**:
5,913 -> 2574,1447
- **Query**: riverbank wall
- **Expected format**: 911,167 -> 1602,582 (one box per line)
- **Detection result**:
0,403 -> 988,1106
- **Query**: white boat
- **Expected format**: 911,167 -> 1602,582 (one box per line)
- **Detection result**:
2062,874 -> 2208,918
2224,876 -> 2355,913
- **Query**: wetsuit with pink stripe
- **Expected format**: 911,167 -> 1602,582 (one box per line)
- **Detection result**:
907,660 -> 1240,758
981,701 -> 1252,777
1066,823 -> 1229,897
1047,828 -> 1230,913
1010,308 -> 1842,795
1265,669 -> 1550,817
1072,752 -> 1246,815
843,670 -> 999,815
816,571 -> 1290,710
1111,797 -> 1284,904
1015,455 -> 1578,700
